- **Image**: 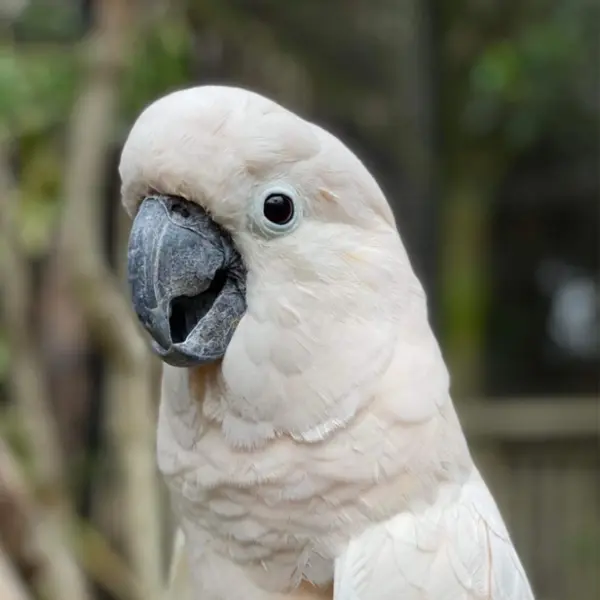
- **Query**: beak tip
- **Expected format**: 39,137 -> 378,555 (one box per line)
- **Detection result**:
145,307 -> 172,350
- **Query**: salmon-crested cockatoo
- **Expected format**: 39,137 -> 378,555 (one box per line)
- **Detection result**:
120,85 -> 535,600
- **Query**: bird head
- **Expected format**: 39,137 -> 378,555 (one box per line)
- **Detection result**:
120,85 -> 425,439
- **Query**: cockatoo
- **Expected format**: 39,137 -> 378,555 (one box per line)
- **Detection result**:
120,85 -> 535,600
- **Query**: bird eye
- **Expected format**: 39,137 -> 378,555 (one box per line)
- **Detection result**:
250,185 -> 302,237
263,193 -> 294,225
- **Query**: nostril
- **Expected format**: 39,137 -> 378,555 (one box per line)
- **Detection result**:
171,200 -> 190,219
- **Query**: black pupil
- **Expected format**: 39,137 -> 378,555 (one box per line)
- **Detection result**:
263,194 -> 294,225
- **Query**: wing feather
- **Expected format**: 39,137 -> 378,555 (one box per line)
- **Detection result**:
335,471 -> 535,600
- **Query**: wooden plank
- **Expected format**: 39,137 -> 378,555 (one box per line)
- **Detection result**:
459,397 -> 599,439
537,460 -> 562,600
487,444 -> 599,600
563,464 -> 600,600
508,458 -> 536,594
477,427 -> 599,600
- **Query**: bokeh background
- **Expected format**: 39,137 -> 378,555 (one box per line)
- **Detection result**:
0,1 -> 598,600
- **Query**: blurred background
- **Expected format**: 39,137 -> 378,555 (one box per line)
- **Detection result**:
0,1 -> 597,600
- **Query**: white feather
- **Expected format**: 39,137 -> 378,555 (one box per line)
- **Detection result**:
334,470 -> 534,599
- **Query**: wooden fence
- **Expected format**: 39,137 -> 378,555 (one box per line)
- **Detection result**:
461,397 -> 599,600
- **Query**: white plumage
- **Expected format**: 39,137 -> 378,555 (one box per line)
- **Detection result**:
120,85 -> 535,600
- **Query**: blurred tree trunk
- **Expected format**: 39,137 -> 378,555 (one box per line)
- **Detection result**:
38,254 -> 96,502
0,137 -> 93,600
0,544 -> 33,600
382,0 -> 439,315
435,3 -> 518,488
58,1 -> 163,598
0,434 -> 43,590
0,429 -> 145,600
440,171 -> 497,398
437,4 -> 508,401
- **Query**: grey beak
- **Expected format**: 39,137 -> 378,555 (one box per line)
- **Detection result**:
127,194 -> 246,367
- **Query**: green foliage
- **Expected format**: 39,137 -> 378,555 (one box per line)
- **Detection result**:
12,0 -> 85,43
0,44 -> 78,136
0,404 -> 34,474
0,13 -> 197,256
17,138 -> 63,254
463,2 -> 597,151
0,50 -> 70,257
0,328 -> 8,383
120,18 -> 194,127
566,525 -> 600,569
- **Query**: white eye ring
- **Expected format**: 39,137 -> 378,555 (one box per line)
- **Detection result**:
249,184 -> 302,238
